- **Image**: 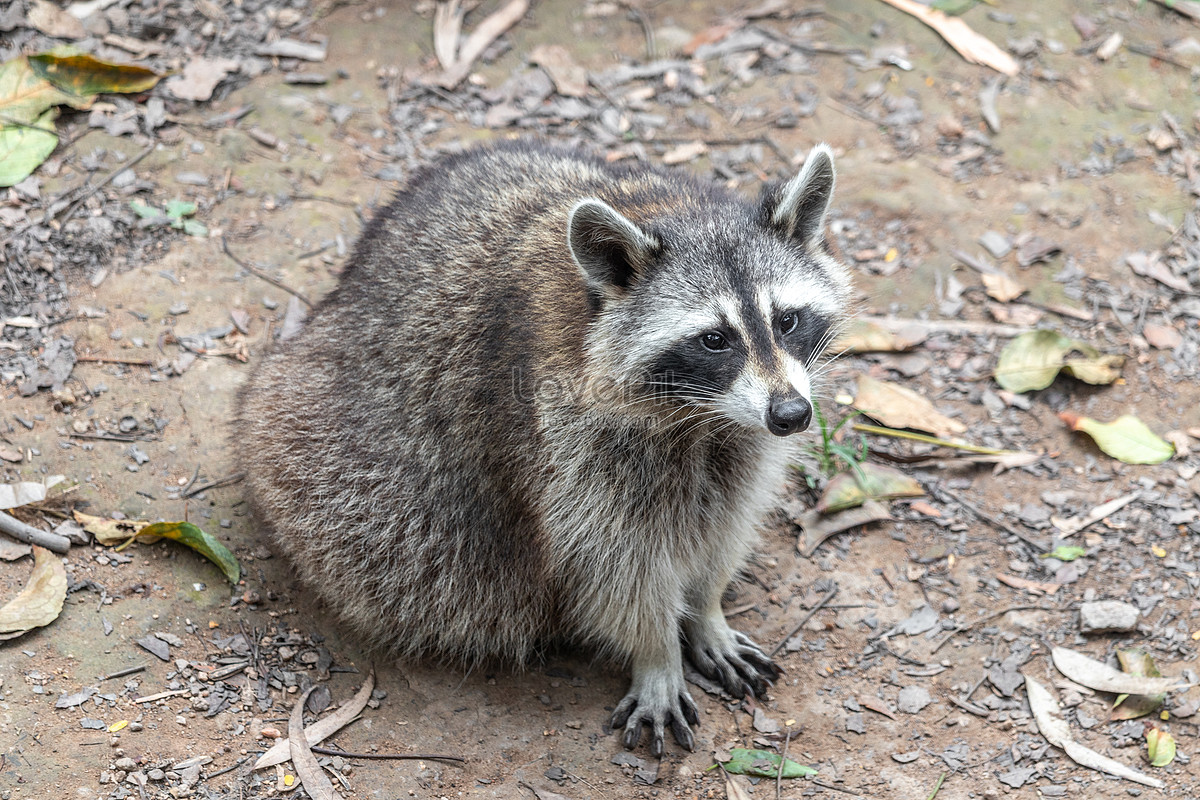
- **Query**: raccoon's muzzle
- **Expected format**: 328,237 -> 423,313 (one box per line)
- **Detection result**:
766,394 -> 812,436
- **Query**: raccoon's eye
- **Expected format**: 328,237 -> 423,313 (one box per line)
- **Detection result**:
779,311 -> 799,335
700,331 -> 729,352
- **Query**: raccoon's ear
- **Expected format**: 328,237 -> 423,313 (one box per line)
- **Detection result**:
768,143 -> 836,246
568,199 -> 659,292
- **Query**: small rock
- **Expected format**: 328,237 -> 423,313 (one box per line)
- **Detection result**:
1079,600 -> 1139,633
896,685 -> 932,714
114,757 -> 137,771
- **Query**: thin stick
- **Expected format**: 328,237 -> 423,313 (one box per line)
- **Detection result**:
61,143 -> 157,226
309,746 -> 465,764
76,355 -> 156,367
0,511 -> 70,553
203,755 -> 252,780
852,423 -> 1021,455
925,771 -> 947,800
101,665 -> 147,681
770,584 -> 837,656
182,472 -> 245,499
932,484 -> 1047,554
221,237 -> 314,308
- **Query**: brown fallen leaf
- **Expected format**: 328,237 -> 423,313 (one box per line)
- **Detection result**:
859,695 -> 897,721
289,686 -> 338,800
796,500 -> 891,557
529,44 -> 587,98
908,500 -> 941,517
0,546 -> 67,640
255,670 -> 376,768
981,272 -> 1025,303
853,375 -> 966,438
1051,647 -> 1188,696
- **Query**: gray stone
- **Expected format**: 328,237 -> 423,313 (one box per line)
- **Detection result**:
897,685 -> 932,714
1079,600 -> 1139,633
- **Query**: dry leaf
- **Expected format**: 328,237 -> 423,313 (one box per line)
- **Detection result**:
797,499 -> 891,557
529,44 -> 587,98
683,22 -> 739,57
1051,492 -> 1139,537
0,476 -> 64,510
853,375 -> 966,438
438,0 -> 529,89
433,0 -> 463,71
662,140 -> 708,165
874,0 -> 1018,75
859,695 -> 897,720
1025,675 -> 1165,789
836,319 -> 927,353
0,546 -> 67,640
73,510 -> 149,544
1051,647 -> 1187,695
1126,251 -> 1191,293
981,272 -> 1025,302
255,671 -> 376,768
289,686 -> 338,800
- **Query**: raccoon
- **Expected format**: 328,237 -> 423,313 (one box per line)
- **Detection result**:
235,139 -> 851,756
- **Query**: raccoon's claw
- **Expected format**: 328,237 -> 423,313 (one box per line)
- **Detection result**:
611,684 -> 699,757
691,630 -> 781,699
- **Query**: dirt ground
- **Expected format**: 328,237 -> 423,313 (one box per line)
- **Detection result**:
2,1 -> 1200,798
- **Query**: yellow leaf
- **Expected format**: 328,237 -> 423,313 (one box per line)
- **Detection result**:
108,720 -> 129,732
1152,545 -> 1166,558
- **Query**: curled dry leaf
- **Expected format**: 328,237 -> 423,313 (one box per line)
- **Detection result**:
0,475 -> 64,510
797,500 -> 891,557
995,330 -> 1123,393
853,375 -> 965,438
0,546 -> 67,640
289,686 -> 338,800
1111,649 -> 1166,722
73,510 -> 148,544
1058,413 -> 1174,465
1051,647 -> 1186,695
255,670 -> 376,769
529,44 -> 587,98
1025,674 -> 1165,789
816,463 -> 923,514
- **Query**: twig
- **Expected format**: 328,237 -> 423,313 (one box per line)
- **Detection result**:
76,355 -> 156,367
0,511 -> 70,553
309,746 -> 465,764
930,604 -> 1063,653
852,423 -> 1024,456
931,484 -> 1047,554
221,237 -> 314,308
203,755 -> 252,780
61,143 -> 157,227
622,2 -> 656,61
182,472 -> 245,499
775,726 -> 792,800
101,665 -> 147,681
770,584 -> 837,656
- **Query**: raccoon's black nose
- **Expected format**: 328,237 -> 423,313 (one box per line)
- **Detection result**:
766,396 -> 812,437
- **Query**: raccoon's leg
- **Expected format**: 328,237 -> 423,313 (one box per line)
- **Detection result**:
609,634 -> 701,757
683,577 -> 781,699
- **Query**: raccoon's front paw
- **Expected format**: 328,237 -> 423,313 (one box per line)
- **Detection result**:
610,671 -> 700,757
689,627 -> 781,699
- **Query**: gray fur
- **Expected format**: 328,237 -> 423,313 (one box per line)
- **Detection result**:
234,140 -> 851,756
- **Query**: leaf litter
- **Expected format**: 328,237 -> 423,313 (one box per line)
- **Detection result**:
0,545 -> 67,639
